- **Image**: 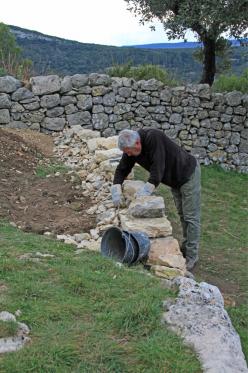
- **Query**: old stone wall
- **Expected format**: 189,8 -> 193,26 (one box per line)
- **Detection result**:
0,74 -> 247,172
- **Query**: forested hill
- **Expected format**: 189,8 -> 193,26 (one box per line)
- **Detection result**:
10,25 -> 248,83
129,40 -> 241,49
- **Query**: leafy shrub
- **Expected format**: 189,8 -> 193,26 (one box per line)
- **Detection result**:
0,22 -> 33,81
213,68 -> 248,93
107,62 -> 178,86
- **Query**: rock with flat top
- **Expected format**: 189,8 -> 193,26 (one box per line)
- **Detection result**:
149,236 -> 181,256
151,265 -> 184,279
120,213 -> 172,238
128,196 -> 165,218
149,253 -> 185,271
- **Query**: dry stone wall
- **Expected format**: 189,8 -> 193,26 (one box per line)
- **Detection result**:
53,126 -> 186,277
0,74 -> 247,172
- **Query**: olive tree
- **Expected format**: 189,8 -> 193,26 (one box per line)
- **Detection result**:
124,0 -> 248,85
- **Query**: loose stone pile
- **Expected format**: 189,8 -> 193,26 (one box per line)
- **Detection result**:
53,125 -> 186,278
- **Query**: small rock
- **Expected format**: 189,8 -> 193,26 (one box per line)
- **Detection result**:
35,252 -> 55,258
57,234 -> 69,241
75,249 -> 85,255
0,311 -> 16,322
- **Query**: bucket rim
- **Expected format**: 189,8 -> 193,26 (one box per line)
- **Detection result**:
128,231 -> 150,262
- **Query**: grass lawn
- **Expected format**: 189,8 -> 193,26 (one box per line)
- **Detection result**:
0,164 -> 247,371
0,222 -> 201,372
135,164 -> 248,361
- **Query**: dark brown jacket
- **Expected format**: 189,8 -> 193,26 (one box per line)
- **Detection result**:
113,128 -> 196,189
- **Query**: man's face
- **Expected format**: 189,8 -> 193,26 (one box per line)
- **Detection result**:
123,140 -> 142,157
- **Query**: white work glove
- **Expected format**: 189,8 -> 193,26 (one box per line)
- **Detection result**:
135,182 -> 155,198
111,184 -> 124,208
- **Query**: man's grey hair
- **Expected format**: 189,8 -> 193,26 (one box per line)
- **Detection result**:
118,129 -> 140,150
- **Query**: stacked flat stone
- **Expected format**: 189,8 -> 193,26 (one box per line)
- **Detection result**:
121,183 -> 186,278
53,127 -> 186,279
0,74 -> 247,172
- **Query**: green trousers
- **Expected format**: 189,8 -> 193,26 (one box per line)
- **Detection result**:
171,163 -> 201,260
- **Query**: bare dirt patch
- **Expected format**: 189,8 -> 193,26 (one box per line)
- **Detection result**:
0,128 -> 96,235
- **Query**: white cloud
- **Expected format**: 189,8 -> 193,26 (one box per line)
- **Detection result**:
1,0 -> 195,45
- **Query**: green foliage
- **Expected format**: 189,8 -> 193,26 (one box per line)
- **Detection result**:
107,62 -> 178,85
9,25 -> 248,84
107,60 -> 133,77
213,68 -> 248,93
0,22 -> 20,59
124,0 -> 248,84
0,22 -> 32,80
0,221 -> 201,372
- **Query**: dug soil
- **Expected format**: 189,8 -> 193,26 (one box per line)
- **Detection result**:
0,128 -> 96,235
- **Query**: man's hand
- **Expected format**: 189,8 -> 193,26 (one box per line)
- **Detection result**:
135,182 -> 155,198
111,184 -> 124,208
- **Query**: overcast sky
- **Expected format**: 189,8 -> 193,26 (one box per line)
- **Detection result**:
1,0 -> 195,46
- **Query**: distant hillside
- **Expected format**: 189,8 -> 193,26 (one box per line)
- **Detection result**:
9,25 -> 248,83
129,39 -> 242,49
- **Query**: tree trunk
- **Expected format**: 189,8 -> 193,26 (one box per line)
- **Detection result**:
200,38 -> 216,86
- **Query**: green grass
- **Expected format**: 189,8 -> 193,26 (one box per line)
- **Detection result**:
0,221 -> 201,372
135,164 -> 248,361
213,68 -> 248,93
35,163 -> 70,178
0,164 -> 247,371
0,320 -> 19,338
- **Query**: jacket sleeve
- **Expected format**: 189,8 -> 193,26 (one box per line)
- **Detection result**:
113,153 -> 136,185
146,132 -> 166,187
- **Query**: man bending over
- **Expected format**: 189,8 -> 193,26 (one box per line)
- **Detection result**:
111,128 -> 201,271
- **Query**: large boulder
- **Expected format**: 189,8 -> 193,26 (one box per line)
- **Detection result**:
163,277 -> 248,373
30,75 -> 61,95
41,117 -> 66,131
0,109 -> 10,124
0,76 -> 21,93
11,87 -> 34,102
0,94 -> 11,109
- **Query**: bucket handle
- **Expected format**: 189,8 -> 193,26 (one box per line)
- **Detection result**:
122,231 -> 133,263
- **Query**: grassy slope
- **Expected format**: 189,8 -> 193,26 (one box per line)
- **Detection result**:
0,164 -> 247,371
0,222 -> 201,372
135,164 -> 248,360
